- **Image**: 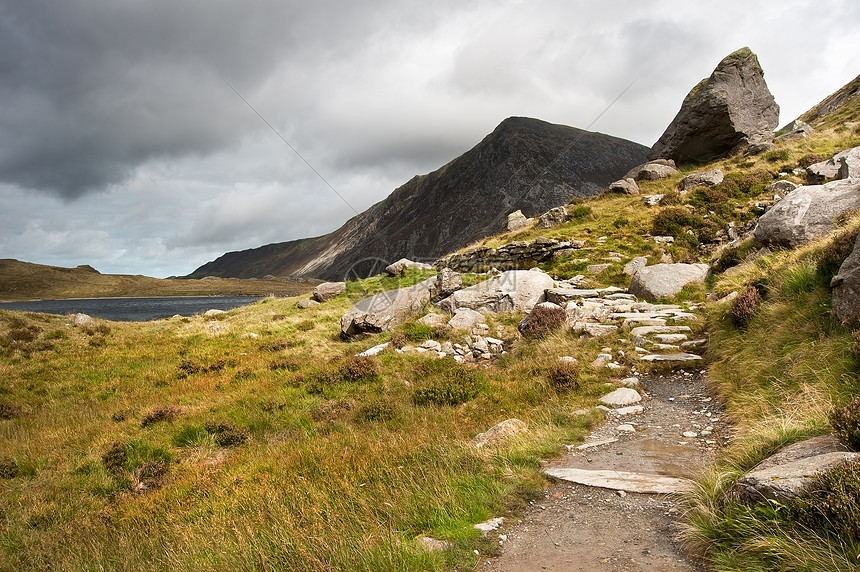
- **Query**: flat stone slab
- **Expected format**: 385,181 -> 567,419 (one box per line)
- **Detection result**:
639,353 -> 702,362
544,467 -> 693,494
599,388 -> 642,407
575,438 -> 619,450
630,325 -> 693,337
546,288 -> 600,304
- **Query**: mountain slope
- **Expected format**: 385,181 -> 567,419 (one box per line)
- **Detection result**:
188,117 -> 648,281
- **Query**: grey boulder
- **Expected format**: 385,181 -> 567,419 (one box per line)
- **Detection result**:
629,263 -> 710,301
537,206 -> 568,229
341,277 -> 435,336
384,258 -> 432,276
679,169 -> 724,192
649,47 -> 779,163
624,160 -> 679,181
436,269 -> 554,314
313,281 -> 346,302
506,210 -> 533,232
832,231 -> 860,327
753,179 -> 860,247
606,178 -> 640,195
806,146 -> 860,183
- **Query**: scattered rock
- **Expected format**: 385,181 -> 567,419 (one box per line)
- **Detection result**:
385,258 -> 431,276
203,309 -> 226,317
606,178 -> 640,195
416,536 -> 453,552
639,353 -> 702,363
642,194 -> 664,206
358,342 -> 390,357
625,161 -> 680,181
775,119 -> 813,142
506,210 -> 533,232
436,270 -> 554,314
764,180 -> 798,194
831,232 -> 860,326
313,281 -> 346,302
473,418 -> 528,448
629,263 -> 710,301
538,206 -> 568,229
447,308 -> 486,330
753,179 -> 860,247
805,146 -> 860,183
297,298 -> 321,309
431,268 -> 463,300
587,263 -> 611,275
617,377 -> 640,388
418,313 -> 446,327
474,517 -> 505,535
72,313 -> 95,326
341,277 -> 435,336
679,169 -> 724,192
648,47 -> 779,163
599,388 -> 642,407
623,256 -> 648,276
729,435 -> 858,504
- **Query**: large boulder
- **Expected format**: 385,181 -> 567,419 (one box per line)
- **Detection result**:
649,47 -> 779,163
430,268 -> 463,301
506,210 -> 533,232
384,258 -> 432,276
729,435 -> 857,504
624,160 -> 679,181
629,263 -> 710,301
832,232 -> 860,327
341,277 -> 435,336
753,179 -> 860,248
313,281 -> 346,302
436,269 -> 554,314
806,146 -> 860,183
537,206 -> 568,229
606,177 -> 640,195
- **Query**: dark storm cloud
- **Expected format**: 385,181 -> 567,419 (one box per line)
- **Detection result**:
0,0 -> 450,199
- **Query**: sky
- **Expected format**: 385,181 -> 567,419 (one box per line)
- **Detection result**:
1,1 -> 859,278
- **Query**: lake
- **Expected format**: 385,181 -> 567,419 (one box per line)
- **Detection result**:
0,296 -> 265,322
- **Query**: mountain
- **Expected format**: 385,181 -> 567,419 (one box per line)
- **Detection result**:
796,73 -> 860,129
187,117 -> 648,281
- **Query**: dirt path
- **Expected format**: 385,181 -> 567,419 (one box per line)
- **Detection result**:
481,368 -> 726,571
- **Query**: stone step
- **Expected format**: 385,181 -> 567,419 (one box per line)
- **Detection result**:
543,467 -> 693,494
630,325 -> 693,337
639,352 -> 702,363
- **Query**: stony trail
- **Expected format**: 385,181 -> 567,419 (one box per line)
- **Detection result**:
481,369 -> 726,571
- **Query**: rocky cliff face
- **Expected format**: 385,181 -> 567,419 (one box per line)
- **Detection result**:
188,117 -> 648,281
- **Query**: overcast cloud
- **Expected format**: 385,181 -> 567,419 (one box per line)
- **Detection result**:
1,0 -> 858,277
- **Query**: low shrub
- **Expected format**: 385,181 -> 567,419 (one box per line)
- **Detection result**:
400,322 -> 434,343
412,359 -> 485,406
172,424 -> 212,447
791,459 -> 860,541
81,323 -> 111,337
519,304 -> 566,339
798,153 -> 821,168
763,148 -> 791,163
101,441 -> 173,489
570,205 -> 593,219
342,355 -> 380,382
830,397 -> 860,451
851,331 -> 860,363
816,227 -> 859,283
204,420 -> 249,447
0,457 -> 19,479
714,169 -> 773,199
141,406 -> 181,428
0,399 -> 21,420
389,331 -> 409,349
729,286 -> 762,328
5,326 -> 40,343
355,399 -> 397,423
178,359 -> 202,377
548,360 -> 581,391
268,358 -> 302,372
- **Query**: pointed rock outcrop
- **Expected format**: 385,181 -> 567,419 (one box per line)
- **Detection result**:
649,47 -> 779,163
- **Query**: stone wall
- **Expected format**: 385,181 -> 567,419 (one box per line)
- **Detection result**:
434,237 -> 584,273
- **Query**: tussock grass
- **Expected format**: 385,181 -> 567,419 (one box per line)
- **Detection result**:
685,221 -> 860,570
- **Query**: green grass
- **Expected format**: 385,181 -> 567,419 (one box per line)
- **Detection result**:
0,285 -> 612,571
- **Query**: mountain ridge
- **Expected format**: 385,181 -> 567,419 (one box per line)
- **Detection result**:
187,116 -> 648,281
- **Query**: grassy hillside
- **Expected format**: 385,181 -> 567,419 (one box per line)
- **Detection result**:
1,105 -> 860,570
0,259 -> 315,301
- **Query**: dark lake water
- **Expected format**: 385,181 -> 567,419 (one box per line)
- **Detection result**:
0,296 -> 265,322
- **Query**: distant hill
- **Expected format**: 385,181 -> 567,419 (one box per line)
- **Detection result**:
797,73 -> 860,129
0,259 -> 314,302
187,117 -> 649,281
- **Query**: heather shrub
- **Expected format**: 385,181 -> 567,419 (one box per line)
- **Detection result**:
791,459 -> 860,541
816,227 -> 859,283
519,303 -> 566,339
548,359 -> 581,391
141,406 -> 181,428
204,421 -> 249,447
412,360 -> 485,406
729,286 -> 762,328
0,399 -> 21,420
830,397 -> 860,451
